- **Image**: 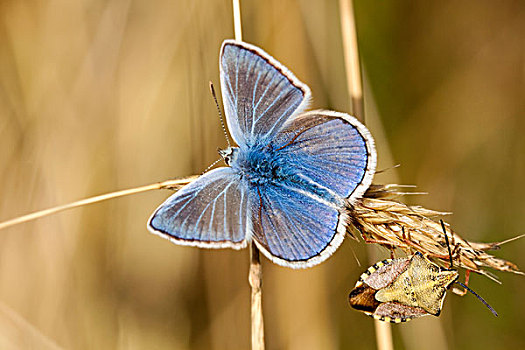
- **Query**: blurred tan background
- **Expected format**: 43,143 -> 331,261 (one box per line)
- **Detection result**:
0,0 -> 524,349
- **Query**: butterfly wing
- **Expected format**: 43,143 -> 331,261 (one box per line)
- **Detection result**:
251,110 -> 376,268
148,168 -> 251,249
220,40 -> 311,147
251,181 -> 348,268
272,110 -> 376,202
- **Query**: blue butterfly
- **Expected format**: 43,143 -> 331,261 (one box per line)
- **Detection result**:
148,40 -> 376,268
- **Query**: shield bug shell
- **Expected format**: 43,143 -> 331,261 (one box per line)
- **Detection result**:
349,252 -> 458,323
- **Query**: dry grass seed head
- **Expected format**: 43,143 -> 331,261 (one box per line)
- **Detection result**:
349,184 -> 523,281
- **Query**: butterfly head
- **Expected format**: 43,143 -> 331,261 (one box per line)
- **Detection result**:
218,146 -> 239,166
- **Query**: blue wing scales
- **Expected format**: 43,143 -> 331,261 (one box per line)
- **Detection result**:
220,40 -> 311,147
148,168 -> 251,249
251,181 -> 347,268
272,110 -> 376,202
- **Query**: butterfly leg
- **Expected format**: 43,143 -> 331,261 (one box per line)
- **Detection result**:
399,226 -> 426,252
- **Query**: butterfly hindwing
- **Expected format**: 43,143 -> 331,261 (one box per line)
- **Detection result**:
250,180 -> 346,268
148,168 -> 251,249
220,40 -> 311,147
271,110 -> 376,201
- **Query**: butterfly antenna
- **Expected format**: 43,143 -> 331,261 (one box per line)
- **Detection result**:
202,157 -> 223,175
440,219 -> 454,268
455,281 -> 498,317
209,81 -> 231,148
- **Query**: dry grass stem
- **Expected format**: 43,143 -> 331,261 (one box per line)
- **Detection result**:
374,320 -> 394,350
339,0 -> 364,121
0,176 -> 197,231
350,185 -> 523,279
232,0 -> 243,42
249,242 -> 265,350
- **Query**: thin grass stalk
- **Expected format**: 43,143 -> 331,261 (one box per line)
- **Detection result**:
0,177 -> 196,231
232,0 -> 243,42
249,241 -> 264,350
230,1 -> 265,349
339,1 -> 393,349
339,0 -> 364,121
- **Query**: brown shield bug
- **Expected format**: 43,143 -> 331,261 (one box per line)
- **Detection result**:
348,220 -> 498,323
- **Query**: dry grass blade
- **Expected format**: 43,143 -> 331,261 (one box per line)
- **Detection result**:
0,176 -> 197,231
349,185 -> 523,278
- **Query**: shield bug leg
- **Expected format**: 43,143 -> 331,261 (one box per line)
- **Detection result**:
452,270 -> 470,296
398,226 -> 421,251
361,235 -> 398,249
401,226 -> 408,241
400,226 -> 412,247
389,249 -> 395,260
464,269 -> 471,286
439,220 -> 498,316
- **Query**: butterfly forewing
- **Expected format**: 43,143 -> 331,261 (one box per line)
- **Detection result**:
148,168 -> 251,249
220,40 -> 311,147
